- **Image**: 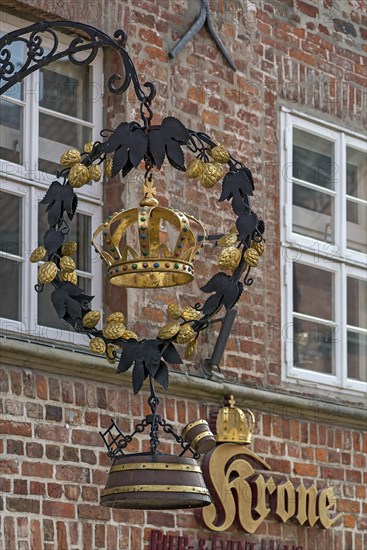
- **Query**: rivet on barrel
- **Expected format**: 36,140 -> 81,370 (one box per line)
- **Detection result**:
181,418 -> 216,455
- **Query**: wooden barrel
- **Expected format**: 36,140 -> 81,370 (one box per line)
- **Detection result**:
100,452 -> 212,509
181,419 -> 216,455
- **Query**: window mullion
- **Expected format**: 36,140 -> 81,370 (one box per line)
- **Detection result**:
28,186 -> 39,333
339,132 -> 347,261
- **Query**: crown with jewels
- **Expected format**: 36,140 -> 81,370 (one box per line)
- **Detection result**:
92,179 -> 206,288
209,395 -> 255,444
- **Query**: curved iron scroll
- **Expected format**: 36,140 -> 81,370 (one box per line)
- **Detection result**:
0,20 -> 156,102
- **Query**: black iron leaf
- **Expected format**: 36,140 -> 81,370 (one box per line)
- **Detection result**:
201,272 -> 230,293
44,228 -> 65,255
67,194 -> 78,222
257,220 -> 265,234
149,131 -> 166,169
155,360 -> 169,390
222,281 -> 243,310
98,122 -> 131,154
161,342 -> 182,365
112,146 -> 129,177
47,202 -> 63,227
122,158 -> 134,178
50,282 -> 92,324
162,117 -> 190,143
147,116 -> 189,171
129,129 -> 148,168
202,292 -> 223,315
132,362 -> 148,394
142,340 -> 162,376
166,140 -> 185,171
236,212 -> 258,241
117,340 -> 142,373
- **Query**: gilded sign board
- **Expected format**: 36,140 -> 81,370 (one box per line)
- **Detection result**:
199,443 -> 342,534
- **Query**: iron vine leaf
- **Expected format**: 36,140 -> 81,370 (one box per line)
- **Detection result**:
41,181 -> 76,226
219,169 -> 253,216
43,228 -> 65,255
148,116 -> 190,171
236,212 -> 258,241
51,282 -> 94,325
160,342 -> 182,364
155,361 -> 169,390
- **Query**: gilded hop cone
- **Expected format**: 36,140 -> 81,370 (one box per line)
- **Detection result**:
38,262 -> 58,284
244,248 -> 260,267
30,246 -> 46,263
88,164 -> 101,182
106,312 -> 125,324
176,324 -> 196,344
59,256 -> 76,273
103,322 -> 126,340
186,158 -> 204,179
104,158 -> 113,177
158,322 -> 181,340
68,163 -> 90,188
167,304 -> 182,320
84,141 -> 94,153
89,337 -> 106,355
60,149 -> 81,167
61,241 -> 77,256
217,232 -> 238,247
60,271 -> 77,284
218,247 -> 241,271
184,339 -> 197,359
82,310 -> 101,329
199,162 -> 223,189
182,306 -> 201,321
251,240 -> 265,256
106,343 -> 117,364
122,330 -> 138,340
209,145 -> 230,164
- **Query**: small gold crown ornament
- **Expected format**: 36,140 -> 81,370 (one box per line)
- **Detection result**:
209,395 -> 255,444
92,178 -> 206,289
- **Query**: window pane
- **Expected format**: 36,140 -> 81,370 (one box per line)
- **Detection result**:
38,207 -> 92,272
0,38 -> 24,100
293,317 -> 334,374
40,61 -> 92,121
293,128 -> 335,189
0,98 -> 23,164
347,200 -> 366,254
0,191 -> 22,255
37,275 -> 91,331
0,258 -> 21,320
293,263 -> 334,321
38,113 -> 92,174
347,331 -> 367,382
347,277 -> 367,329
292,183 -> 334,242
347,147 -> 366,201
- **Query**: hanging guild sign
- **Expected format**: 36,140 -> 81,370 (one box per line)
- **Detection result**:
198,396 -> 342,534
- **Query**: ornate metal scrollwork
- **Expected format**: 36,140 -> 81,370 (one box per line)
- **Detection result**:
0,20 -> 156,102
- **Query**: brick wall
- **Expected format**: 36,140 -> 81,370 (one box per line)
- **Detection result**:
1,363 -> 366,549
1,0 -> 367,549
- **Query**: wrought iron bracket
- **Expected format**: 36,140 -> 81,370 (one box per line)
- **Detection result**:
0,20 -> 156,102
169,0 -> 237,72
201,308 -> 237,379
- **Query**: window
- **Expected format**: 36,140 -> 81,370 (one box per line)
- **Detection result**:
0,16 -> 103,344
281,111 -> 366,394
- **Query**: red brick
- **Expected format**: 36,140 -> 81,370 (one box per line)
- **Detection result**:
36,374 -> 48,400
294,463 -> 318,476
56,465 -> 90,483
43,500 -> 75,519
78,504 -> 111,521
56,521 -> 68,550
22,462 -> 53,478
337,499 -> 360,513
35,424 -> 69,443
30,520 -> 42,550
7,497 -> 40,514
0,421 -> 32,437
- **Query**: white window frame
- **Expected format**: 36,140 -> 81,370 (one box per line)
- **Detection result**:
0,14 -> 103,346
281,108 -> 367,395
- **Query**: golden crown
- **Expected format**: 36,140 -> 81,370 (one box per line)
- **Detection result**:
209,395 -> 255,444
92,179 -> 206,288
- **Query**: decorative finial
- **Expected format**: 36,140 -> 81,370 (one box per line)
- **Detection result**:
140,178 -> 158,207
225,395 -> 236,408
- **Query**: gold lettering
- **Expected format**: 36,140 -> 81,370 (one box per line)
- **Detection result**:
295,483 -> 319,526
318,487 -> 342,528
274,481 -> 296,523
236,475 -> 275,534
